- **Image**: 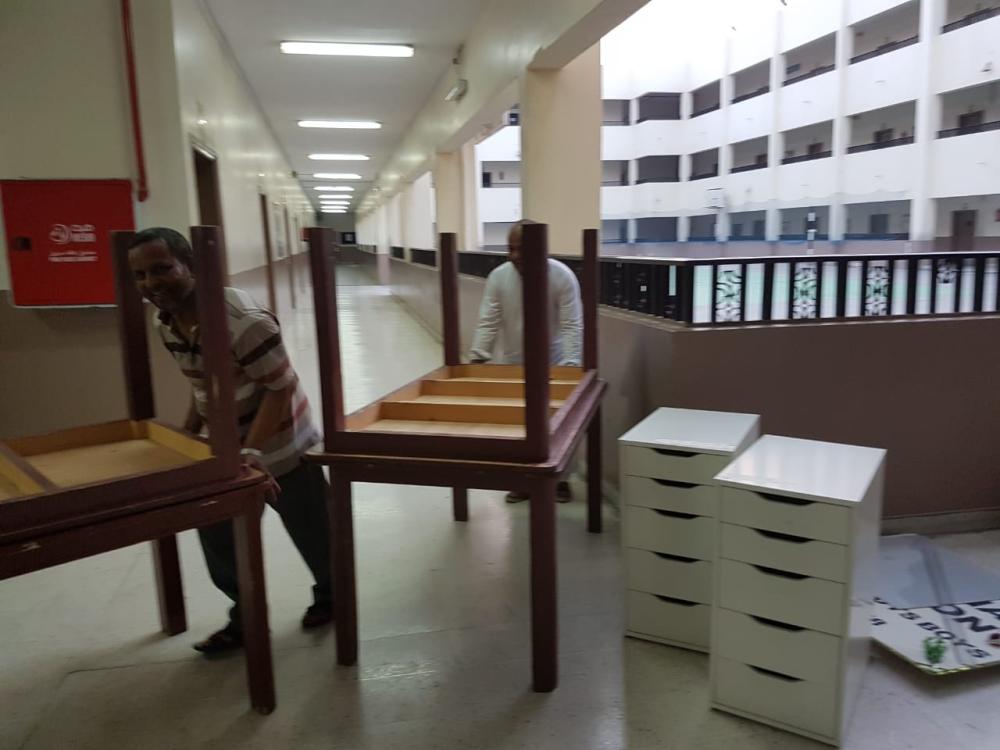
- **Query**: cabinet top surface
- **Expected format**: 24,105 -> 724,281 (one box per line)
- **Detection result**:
715,434 -> 886,505
618,408 -> 760,455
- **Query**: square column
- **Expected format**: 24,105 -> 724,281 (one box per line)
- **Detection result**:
520,45 -> 601,255
433,151 -> 465,251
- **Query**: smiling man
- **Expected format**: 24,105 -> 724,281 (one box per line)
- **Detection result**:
128,227 -> 332,655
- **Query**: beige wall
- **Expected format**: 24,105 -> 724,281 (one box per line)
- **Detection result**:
387,257 -> 1000,520
0,0 -> 310,437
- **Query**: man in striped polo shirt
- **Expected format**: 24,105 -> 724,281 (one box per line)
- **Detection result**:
128,227 -> 332,656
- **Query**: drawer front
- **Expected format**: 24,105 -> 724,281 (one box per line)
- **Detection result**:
623,506 -> 715,559
622,445 -> 730,485
625,548 -> 713,604
623,475 -> 718,517
720,487 -> 851,544
713,608 -> 841,684
718,559 -> 845,635
720,523 -> 849,582
712,656 -> 838,740
625,590 -> 710,648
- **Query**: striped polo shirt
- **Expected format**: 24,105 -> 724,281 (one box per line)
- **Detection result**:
155,287 -> 321,478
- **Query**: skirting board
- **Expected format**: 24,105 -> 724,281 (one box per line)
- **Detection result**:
882,509 -> 1000,536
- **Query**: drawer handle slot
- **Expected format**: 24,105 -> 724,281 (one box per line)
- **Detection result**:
757,492 -> 813,506
652,478 -> 698,489
750,615 -> 805,632
653,552 -> 699,564
749,665 -> 803,683
653,594 -> 699,607
753,564 -> 809,580
653,448 -> 696,458
754,528 -> 810,544
652,509 -> 698,520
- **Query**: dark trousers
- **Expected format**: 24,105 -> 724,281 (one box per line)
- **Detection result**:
198,460 -> 331,632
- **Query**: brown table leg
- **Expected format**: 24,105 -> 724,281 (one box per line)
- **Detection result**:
331,475 -> 358,666
529,476 -> 558,692
587,407 -> 603,534
452,488 -> 469,522
233,506 -> 275,715
151,536 -> 187,635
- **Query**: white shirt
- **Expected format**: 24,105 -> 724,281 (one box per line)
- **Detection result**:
469,260 -> 582,366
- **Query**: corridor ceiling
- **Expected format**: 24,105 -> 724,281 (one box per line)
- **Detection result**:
205,0 -> 490,213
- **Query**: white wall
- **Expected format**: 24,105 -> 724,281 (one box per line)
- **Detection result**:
852,1 -> 920,58
845,200 -> 910,234
844,143 -> 918,197
849,0 -> 913,26
482,161 -> 522,186
781,0 -> 842,52
936,194 -> 1000,236
782,121 -> 834,156
729,92 -> 775,141
402,171 -> 436,250
940,81 -> 1000,128
171,0 -> 311,274
479,186 -> 522,224
476,126 -> 521,162
932,130 -> 1000,196
779,71 -> 839,131
933,15 -> 1000,94
848,101 -> 916,146
845,41 -> 921,113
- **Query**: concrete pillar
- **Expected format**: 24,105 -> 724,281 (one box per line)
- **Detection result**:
911,0 -> 947,248
765,206 -> 781,241
828,1 -> 852,243
677,215 -> 690,242
520,44 -> 601,255
433,150 -> 465,250
460,140 -> 481,252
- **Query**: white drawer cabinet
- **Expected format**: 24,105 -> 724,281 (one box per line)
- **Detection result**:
710,435 -> 885,747
619,408 -> 760,652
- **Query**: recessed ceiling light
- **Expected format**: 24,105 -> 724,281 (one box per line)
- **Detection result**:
322,209 -> 349,213
281,41 -> 413,58
298,120 -> 381,129
320,200 -> 351,205
314,186 -> 355,191
312,173 -> 363,180
308,153 -> 369,161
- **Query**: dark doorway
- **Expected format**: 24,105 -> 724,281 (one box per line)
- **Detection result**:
258,194 -> 277,312
869,213 -> 889,236
950,210 -> 977,252
193,147 -> 226,278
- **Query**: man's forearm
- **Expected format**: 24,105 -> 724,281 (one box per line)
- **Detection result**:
243,385 -> 294,452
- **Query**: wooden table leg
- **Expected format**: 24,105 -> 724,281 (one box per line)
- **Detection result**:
151,536 -> 187,635
331,476 -> 358,666
587,407 -> 603,534
234,506 -> 275,715
529,477 -> 558,692
452,487 -> 468,522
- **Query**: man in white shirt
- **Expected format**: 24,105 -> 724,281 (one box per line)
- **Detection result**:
469,220 -> 582,503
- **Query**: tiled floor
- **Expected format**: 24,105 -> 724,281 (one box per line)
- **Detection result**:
3,265 -> 1000,749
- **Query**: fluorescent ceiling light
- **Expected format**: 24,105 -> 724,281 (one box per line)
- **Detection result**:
321,201 -> 351,206
312,173 -> 362,180
308,153 -> 369,161
281,41 -> 413,58
322,209 -> 348,214
298,120 -> 381,129
314,186 -> 355,191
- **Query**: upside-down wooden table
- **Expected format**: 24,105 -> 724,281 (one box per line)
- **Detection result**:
0,226 -> 276,714
306,223 -> 606,692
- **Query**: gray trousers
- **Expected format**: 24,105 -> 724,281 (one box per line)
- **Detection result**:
198,460 -> 332,632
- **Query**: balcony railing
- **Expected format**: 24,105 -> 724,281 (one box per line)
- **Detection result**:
844,233 -> 909,240
846,135 -> 914,153
389,248 -> 1000,327
942,6 -> 1000,32
783,63 -> 835,86
602,179 -> 629,186
635,176 -> 680,184
732,86 -> 770,104
689,169 -> 720,180
691,102 -> 721,118
938,120 -> 1000,138
731,161 -> 768,173
849,35 -> 919,65
781,150 -> 832,164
